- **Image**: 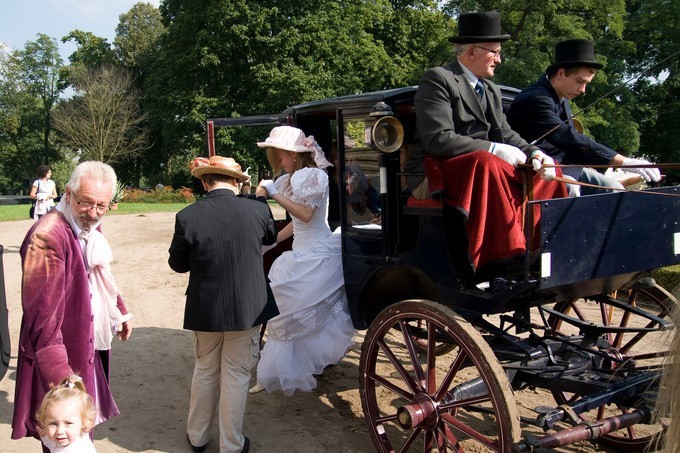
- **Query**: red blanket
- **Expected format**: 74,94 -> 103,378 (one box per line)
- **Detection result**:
435,151 -> 568,269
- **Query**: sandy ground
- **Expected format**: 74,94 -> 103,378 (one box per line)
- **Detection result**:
0,211 -> 631,452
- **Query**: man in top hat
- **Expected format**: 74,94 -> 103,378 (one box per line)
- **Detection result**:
168,155 -> 277,452
508,39 -> 661,195
405,11 -> 568,285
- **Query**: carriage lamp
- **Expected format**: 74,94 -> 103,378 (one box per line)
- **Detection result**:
367,102 -> 404,153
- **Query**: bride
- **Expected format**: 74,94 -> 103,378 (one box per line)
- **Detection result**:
253,126 -> 356,395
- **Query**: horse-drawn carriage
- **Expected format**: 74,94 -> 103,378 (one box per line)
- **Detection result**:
208,85 -> 680,452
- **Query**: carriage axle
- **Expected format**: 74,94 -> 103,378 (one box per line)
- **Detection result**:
512,409 -> 649,452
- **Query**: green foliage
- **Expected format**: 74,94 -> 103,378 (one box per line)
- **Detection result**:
61,30 -> 116,73
112,180 -> 127,203
650,265 -> 680,295
0,34 -> 63,193
145,0 -> 453,183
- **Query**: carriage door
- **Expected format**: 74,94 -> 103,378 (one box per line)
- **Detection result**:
336,108 -> 387,328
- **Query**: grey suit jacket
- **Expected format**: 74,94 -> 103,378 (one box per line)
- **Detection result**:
406,59 -> 538,188
168,188 -> 277,332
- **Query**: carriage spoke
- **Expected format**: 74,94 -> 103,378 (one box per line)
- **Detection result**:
377,337 -> 421,395
441,412 -> 499,449
399,320 -> 426,385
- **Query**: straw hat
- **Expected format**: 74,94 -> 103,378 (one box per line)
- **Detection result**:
189,156 -> 249,182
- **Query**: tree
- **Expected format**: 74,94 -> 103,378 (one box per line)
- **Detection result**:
62,30 -> 116,70
625,0 -> 680,181
115,2 -> 165,74
114,2 -> 166,186
144,0 -> 454,185
52,66 -> 148,164
16,34 -> 64,163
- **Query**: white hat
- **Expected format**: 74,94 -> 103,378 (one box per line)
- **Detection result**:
257,126 -> 332,170
257,126 -> 315,153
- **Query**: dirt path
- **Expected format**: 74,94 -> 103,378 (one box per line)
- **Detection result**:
0,211 -> 621,452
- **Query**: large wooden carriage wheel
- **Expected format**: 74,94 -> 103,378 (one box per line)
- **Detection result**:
359,299 -> 521,452
548,282 -> 676,451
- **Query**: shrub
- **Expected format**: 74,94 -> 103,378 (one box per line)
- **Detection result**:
123,186 -> 196,203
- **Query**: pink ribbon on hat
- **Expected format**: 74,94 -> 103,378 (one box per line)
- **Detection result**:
304,135 -> 333,170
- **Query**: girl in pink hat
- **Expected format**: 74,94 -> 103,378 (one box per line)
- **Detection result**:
253,126 -> 356,395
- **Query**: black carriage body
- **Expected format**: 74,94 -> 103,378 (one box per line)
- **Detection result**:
209,85 -> 680,451
208,85 -> 680,329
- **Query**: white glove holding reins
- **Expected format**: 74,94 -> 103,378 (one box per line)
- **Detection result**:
530,150 -> 556,181
622,157 -> 661,182
489,142 -> 527,167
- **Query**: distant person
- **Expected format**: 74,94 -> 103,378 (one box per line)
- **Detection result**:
30,165 -> 58,220
168,155 -> 277,452
12,161 -> 132,449
507,39 -> 661,196
35,375 -> 97,453
404,11 -> 568,283
253,126 -> 356,395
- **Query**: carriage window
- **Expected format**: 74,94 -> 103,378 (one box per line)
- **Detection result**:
343,119 -> 382,230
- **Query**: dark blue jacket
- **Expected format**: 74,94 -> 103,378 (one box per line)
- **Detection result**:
508,75 -> 617,169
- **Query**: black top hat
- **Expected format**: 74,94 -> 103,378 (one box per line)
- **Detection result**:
547,39 -> 603,73
448,11 -> 511,44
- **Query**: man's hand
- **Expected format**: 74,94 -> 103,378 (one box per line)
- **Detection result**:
490,143 -> 527,167
117,320 -> 132,341
530,150 -> 556,181
622,157 -> 661,182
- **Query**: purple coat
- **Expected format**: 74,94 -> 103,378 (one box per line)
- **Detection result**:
11,209 -> 128,439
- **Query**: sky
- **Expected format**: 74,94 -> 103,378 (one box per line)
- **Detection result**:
0,0 -> 161,60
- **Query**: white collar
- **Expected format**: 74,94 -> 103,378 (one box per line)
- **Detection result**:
458,60 -> 480,88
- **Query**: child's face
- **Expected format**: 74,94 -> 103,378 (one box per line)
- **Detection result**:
43,399 -> 84,447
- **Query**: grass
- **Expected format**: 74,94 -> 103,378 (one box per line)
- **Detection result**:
0,202 -> 187,222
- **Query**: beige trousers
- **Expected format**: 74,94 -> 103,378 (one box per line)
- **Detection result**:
187,327 -> 261,452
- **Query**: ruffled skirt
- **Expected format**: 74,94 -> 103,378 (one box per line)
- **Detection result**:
256,233 -> 356,395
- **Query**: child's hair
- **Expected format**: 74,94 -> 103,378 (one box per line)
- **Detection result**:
36,375 -> 96,432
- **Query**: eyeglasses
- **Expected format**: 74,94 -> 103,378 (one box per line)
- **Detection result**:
474,45 -> 502,58
72,193 -> 109,213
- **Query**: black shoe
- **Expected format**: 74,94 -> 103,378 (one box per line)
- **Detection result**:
187,434 -> 207,452
242,436 -> 250,453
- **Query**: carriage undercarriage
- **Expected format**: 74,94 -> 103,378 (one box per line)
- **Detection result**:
359,281 -> 675,452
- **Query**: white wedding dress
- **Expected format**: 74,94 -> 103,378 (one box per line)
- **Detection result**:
256,167 -> 356,395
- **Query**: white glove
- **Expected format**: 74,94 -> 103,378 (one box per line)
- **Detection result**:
261,242 -> 278,255
622,157 -> 661,183
260,179 -> 278,196
489,143 -> 527,167
530,150 -> 556,181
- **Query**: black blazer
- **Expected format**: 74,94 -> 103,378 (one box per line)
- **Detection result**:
507,75 -> 618,167
406,59 -> 537,188
168,188 -> 277,332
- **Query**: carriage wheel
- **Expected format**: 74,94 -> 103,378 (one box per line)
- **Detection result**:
548,281 -> 676,451
360,299 -> 521,452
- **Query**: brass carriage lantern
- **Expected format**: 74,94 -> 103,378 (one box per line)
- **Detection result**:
367,102 -> 404,153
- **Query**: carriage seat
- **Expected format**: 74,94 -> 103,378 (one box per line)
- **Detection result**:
403,156 -> 444,217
